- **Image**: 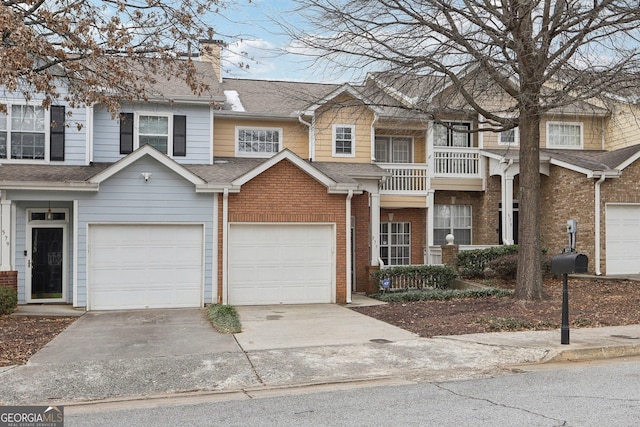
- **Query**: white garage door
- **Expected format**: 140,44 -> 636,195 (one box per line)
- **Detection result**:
89,224 -> 203,310
228,224 -> 334,305
606,204 -> 640,275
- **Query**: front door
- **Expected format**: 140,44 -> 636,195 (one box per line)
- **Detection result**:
27,209 -> 68,303
30,228 -> 64,300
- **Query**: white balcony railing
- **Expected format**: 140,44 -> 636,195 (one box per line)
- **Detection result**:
433,147 -> 480,176
378,163 -> 429,194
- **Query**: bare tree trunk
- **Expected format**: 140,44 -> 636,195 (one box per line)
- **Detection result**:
515,111 -> 547,300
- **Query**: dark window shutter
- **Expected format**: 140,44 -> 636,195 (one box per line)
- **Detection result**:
50,106 -> 65,161
120,113 -> 134,154
173,115 -> 186,156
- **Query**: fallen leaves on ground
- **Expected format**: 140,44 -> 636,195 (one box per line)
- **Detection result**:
352,278 -> 640,337
0,316 -> 76,366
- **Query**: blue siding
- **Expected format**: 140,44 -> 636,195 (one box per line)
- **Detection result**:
93,103 -> 212,164
7,156 -> 216,307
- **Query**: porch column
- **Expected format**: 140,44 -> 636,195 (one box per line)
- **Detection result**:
426,189 -> 435,264
0,198 -> 13,271
501,173 -> 515,245
370,192 -> 380,266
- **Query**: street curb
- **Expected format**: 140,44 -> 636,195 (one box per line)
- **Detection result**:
544,343 -> 640,362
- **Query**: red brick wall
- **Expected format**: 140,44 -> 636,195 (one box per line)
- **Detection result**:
218,159 -> 348,303
0,271 -> 17,292
380,208 -> 426,265
351,193 -> 371,293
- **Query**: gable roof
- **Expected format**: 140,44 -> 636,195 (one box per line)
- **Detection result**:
88,144 -> 207,185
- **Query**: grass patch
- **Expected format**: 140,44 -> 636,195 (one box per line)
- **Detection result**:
370,288 -> 513,302
206,304 -> 242,334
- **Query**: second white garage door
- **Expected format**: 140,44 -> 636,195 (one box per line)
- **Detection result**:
606,204 -> 640,275
88,224 -> 204,310
228,224 -> 334,305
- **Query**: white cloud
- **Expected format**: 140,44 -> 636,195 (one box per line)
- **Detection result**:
222,39 -> 278,77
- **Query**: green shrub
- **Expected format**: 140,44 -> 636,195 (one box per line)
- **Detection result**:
456,245 -> 518,278
370,287 -> 513,302
206,304 -> 242,334
0,286 -> 17,315
370,265 -> 458,290
485,253 -> 518,280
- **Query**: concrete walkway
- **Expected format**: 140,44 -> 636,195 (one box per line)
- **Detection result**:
1,301 -> 640,406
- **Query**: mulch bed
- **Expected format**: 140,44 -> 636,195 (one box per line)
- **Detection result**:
351,278 -> 640,337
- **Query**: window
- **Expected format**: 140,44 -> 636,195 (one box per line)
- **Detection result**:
380,222 -> 411,266
499,127 -> 518,145
236,127 -> 281,157
139,115 -> 169,153
0,104 -> 64,162
119,113 -> 186,156
375,136 -> 412,163
433,122 -> 471,147
434,204 -> 472,245
333,124 -> 355,156
547,122 -> 582,149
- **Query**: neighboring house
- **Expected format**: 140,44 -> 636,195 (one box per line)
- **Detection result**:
3,40 -> 640,311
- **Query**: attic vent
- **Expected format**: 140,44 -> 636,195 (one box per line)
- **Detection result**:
224,90 -> 245,112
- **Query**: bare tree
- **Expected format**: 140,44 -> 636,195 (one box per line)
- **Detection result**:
0,0 -> 235,114
284,0 -> 640,300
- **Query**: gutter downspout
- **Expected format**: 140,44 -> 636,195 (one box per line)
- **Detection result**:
346,189 -> 353,304
298,115 -> 314,161
222,189 -> 229,303
595,174 -> 606,276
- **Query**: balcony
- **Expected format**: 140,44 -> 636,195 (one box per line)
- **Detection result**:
433,147 -> 480,177
379,163 -> 429,194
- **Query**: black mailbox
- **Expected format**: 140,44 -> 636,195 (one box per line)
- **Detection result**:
550,253 -> 588,274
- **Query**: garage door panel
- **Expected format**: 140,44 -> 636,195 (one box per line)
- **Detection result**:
606,205 -> 640,275
89,224 -> 203,310
229,224 -> 333,305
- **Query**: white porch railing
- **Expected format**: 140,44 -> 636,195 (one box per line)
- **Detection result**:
433,147 -> 480,176
378,163 -> 429,194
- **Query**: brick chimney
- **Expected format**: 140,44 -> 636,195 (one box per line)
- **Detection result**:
199,30 -> 225,83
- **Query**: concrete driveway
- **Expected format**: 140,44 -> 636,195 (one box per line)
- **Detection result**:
28,308 -> 239,365
234,303 -> 418,351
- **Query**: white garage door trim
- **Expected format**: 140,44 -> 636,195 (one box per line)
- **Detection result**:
606,204 -> 640,275
227,223 -> 335,305
88,223 -> 205,310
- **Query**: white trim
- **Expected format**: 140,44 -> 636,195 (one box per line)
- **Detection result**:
303,84 -> 383,116
615,149 -> 640,171
332,124 -> 356,158
370,113 -> 379,161
231,149 -> 338,189
26,208 -> 69,303
133,112 -> 173,155
72,200 -> 78,307
222,189 -> 229,304
212,194 -> 218,304
234,126 -> 283,158
546,121 -> 584,149
0,199 -> 13,271
86,104 -> 94,164
89,144 -> 206,185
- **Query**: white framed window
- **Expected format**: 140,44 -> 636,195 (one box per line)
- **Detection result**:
434,204 -> 472,245
235,126 -> 282,157
137,114 -> 170,153
433,122 -> 472,147
333,124 -> 355,157
380,222 -> 411,265
0,104 -> 49,161
547,121 -> 583,149
499,127 -> 519,145
374,136 -> 413,163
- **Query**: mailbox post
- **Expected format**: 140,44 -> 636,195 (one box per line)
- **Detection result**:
551,252 -> 588,344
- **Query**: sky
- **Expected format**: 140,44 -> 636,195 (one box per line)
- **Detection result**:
210,0 -> 359,83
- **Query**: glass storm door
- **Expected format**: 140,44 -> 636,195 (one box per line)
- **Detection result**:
30,227 -> 64,300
